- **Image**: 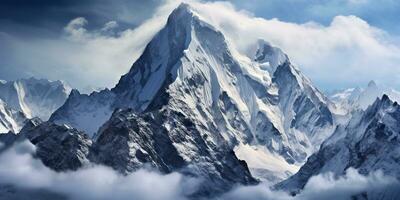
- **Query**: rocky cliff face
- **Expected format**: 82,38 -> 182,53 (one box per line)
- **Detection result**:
19,119 -> 92,171
277,94 -> 400,196
92,108 -> 256,196
50,4 -> 335,184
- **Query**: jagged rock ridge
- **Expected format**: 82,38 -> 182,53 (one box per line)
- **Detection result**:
0,78 -> 71,121
50,4 -> 335,182
278,94 -> 400,197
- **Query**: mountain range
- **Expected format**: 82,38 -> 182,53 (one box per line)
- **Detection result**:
0,78 -> 71,133
49,3 -> 336,183
277,94 -> 400,199
329,80 -> 400,113
0,3 -> 398,199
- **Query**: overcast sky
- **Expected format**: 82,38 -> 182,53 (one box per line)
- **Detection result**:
1,0 -> 400,92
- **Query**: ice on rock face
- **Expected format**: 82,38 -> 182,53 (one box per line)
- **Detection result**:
253,39 -> 289,74
0,99 -> 27,134
329,80 -> 400,113
50,89 -> 116,137
277,95 -> 400,195
0,77 -> 71,121
49,3 -> 336,185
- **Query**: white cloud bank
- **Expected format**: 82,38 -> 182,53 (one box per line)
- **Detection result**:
0,141 -> 197,200
0,140 -> 399,200
0,0 -> 183,92
222,168 -> 400,200
2,0 -> 400,91
189,1 -> 400,90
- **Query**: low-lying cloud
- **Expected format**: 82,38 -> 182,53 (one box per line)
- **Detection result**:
222,168 -> 400,200
0,140 -> 399,200
0,140 -> 197,200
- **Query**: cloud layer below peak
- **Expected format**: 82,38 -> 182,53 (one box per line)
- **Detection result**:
0,140 -> 197,200
0,140 -> 399,200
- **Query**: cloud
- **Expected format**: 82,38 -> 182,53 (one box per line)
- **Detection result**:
221,183 -> 291,200
226,0 -> 400,34
101,21 -> 119,35
64,17 -> 90,41
0,0 -> 184,92
0,140 -> 399,199
0,140 -> 198,200
222,168 -> 400,200
189,1 -> 400,90
296,168 -> 400,200
1,0 -> 400,92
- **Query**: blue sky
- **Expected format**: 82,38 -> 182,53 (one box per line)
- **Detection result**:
1,0 -> 400,91
228,0 -> 400,35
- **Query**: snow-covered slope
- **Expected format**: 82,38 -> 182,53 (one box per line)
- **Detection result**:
50,89 -> 115,137
0,99 -> 27,133
278,94 -> 400,196
0,78 -> 71,121
50,3 -> 335,183
329,80 -> 400,112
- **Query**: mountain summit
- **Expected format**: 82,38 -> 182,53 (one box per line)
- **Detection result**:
49,3 -> 335,191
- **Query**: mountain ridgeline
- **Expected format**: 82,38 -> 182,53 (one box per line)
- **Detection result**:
0,78 -> 71,133
36,2 -> 336,190
1,3 -> 334,195
1,3 -> 398,199
277,95 -> 400,199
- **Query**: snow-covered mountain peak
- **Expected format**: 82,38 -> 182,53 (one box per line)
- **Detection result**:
278,92 -> 400,194
367,80 -> 377,88
373,94 -> 391,107
329,80 -> 400,112
364,94 -> 396,119
50,3 -> 337,184
0,99 -> 27,134
0,77 -> 71,121
112,2 -> 233,112
253,39 -> 289,74
169,3 -> 194,20
69,89 -> 81,98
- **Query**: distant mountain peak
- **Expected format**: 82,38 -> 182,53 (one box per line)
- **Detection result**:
0,77 -> 71,121
329,80 -> 400,112
367,80 -> 377,88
